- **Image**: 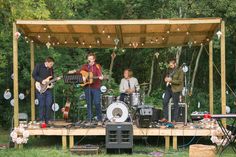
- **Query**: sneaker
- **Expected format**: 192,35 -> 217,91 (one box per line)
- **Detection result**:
97,121 -> 103,126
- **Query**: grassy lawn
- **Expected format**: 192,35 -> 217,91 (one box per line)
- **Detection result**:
0,128 -> 235,157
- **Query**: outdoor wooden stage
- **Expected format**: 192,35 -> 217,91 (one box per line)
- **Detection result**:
27,122 -> 215,150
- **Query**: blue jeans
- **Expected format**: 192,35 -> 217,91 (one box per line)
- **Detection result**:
84,87 -> 102,121
36,90 -> 52,123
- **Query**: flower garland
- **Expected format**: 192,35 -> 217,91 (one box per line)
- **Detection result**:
10,124 -> 30,144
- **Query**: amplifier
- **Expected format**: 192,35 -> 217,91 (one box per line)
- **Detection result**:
136,105 -> 153,128
168,102 -> 187,124
106,122 -> 133,154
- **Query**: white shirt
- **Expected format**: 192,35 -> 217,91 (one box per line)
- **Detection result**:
119,77 -> 139,93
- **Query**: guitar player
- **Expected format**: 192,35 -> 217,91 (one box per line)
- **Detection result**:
160,58 -> 184,125
68,53 -> 103,126
32,57 -> 55,125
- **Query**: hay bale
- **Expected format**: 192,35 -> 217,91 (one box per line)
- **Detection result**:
189,144 -> 216,157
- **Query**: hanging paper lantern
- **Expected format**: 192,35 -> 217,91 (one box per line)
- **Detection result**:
4,90 -> 12,100
100,86 -> 107,93
10,99 -> 14,106
11,73 -> 14,80
226,106 -> 231,114
14,32 -> 21,39
35,99 -> 39,105
51,103 -> 59,112
19,93 -> 25,100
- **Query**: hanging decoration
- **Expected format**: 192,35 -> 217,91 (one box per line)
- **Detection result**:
46,42 -> 51,49
4,89 -> 11,100
52,103 -> 59,112
132,42 -> 139,48
216,30 -> 222,39
11,73 -> 14,80
19,93 -> 25,100
10,124 -> 30,144
10,99 -> 14,106
14,32 -> 21,39
35,99 -> 39,105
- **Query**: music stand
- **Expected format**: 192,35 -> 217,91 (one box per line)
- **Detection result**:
63,74 -> 83,84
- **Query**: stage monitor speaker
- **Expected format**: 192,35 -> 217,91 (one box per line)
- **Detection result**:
168,102 -> 187,124
136,105 -> 153,128
151,108 -> 163,122
106,122 -> 133,154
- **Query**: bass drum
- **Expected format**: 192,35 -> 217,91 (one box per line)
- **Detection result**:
106,101 -> 129,122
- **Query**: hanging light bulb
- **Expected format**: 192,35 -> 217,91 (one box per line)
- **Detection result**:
76,41 -> 79,44
48,35 -> 51,39
102,29 -> 105,33
89,45 -> 92,48
31,40 -> 34,43
43,27 -> 47,31
122,49 -> 125,52
141,43 -> 144,46
82,41 -> 85,45
107,35 -> 111,39
155,38 -> 158,42
96,40 -> 100,44
194,41 -> 197,44
186,32 -> 189,35
37,35 -> 41,38
64,40 -> 67,44
177,28 -> 180,31
129,43 -> 132,47
166,30 -> 170,34
162,37 -> 165,40
57,42 -> 60,45
150,40 -> 154,44
216,30 -> 222,39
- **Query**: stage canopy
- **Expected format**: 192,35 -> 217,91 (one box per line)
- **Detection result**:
16,18 -> 222,48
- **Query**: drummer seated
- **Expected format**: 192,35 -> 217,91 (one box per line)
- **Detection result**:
119,69 -> 139,102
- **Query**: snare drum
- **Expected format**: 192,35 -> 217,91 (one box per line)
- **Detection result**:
129,93 -> 141,106
102,95 -> 115,109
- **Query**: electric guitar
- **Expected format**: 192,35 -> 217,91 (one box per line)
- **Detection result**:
35,76 -> 62,94
166,63 -> 185,86
79,70 -> 108,87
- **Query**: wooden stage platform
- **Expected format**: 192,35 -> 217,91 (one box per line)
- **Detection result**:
26,122 -> 216,150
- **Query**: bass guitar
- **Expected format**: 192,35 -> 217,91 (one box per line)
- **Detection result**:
35,76 -> 62,94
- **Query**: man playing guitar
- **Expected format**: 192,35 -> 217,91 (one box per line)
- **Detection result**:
32,57 -> 55,125
69,53 -> 103,126
160,59 -> 184,125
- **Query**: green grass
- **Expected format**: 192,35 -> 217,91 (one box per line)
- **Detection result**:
0,128 -> 235,157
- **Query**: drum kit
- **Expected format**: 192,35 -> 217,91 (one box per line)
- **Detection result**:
101,82 -> 150,123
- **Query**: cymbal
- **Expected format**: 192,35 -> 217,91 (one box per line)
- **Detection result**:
140,82 -> 151,86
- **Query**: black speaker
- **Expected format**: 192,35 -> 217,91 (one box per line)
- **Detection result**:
136,105 -> 153,128
152,108 -> 163,122
106,122 -> 133,154
168,103 -> 187,124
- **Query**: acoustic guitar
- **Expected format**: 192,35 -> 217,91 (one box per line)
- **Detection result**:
79,70 -> 108,87
35,76 -> 62,94
62,99 -> 71,120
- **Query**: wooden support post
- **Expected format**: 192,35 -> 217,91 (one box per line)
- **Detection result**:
209,40 -> 214,114
13,23 -> 19,127
69,135 -> 74,148
30,42 -> 35,121
165,136 -> 170,151
220,21 -> 226,126
173,136 -> 177,150
62,135 -> 67,150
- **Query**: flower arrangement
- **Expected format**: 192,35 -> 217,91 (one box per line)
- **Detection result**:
10,124 -> 30,144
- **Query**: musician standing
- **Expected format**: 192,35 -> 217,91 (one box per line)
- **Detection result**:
160,59 -> 183,124
119,69 -> 139,102
69,53 -> 103,125
32,57 -> 55,124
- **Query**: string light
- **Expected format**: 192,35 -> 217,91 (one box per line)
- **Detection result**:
107,35 -> 111,39
57,42 -> 60,45
186,32 -> 189,35
31,40 -> 34,43
166,30 -> 170,34
96,40 -> 100,44
177,28 -> 180,31
37,35 -> 41,38
129,43 -> 132,47
82,41 -> 85,45
194,41 -> 197,44
122,49 -> 125,52
102,29 -> 105,33
141,43 -> 144,46
24,36 -> 28,40
43,27 -> 47,31
64,40 -> 67,44
89,45 -> 92,48
48,35 -> 51,39
155,38 -> 158,42
162,37 -> 165,40
76,41 -> 79,44
150,40 -> 154,44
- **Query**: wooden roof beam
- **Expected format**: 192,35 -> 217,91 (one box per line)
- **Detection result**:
140,25 -> 146,45
91,25 -> 102,46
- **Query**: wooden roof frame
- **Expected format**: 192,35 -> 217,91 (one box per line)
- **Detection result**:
15,18 -> 222,48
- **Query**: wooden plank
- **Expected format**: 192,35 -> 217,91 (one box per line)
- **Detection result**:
209,40 -> 214,114
69,135 -> 74,148
173,136 -> 177,150
62,135 -> 67,150
220,21 -> 226,126
30,42 -> 35,121
165,136 -> 170,151
13,23 -> 19,127
15,18 -> 222,25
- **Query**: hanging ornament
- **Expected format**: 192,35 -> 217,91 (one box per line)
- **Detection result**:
14,32 -> 21,39
188,41 -> 193,48
216,30 -> 222,39
182,65 -> 189,73
11,73 -> 14,80
132,42 -> 138,48
51,103 -> 59,112
114,38 -> 119,45
226,106 -> 231,114
100,86 -> 107,93
46,42 -> 51,49
35,99 -> 39,105
4,90 -> 12,100
10,99 -> 14,107
19,93 -> 25,100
